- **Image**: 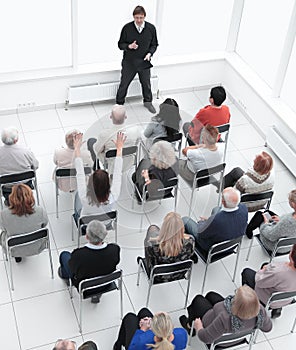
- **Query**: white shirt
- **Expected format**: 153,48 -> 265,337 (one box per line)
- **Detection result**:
134,21 -> 145,33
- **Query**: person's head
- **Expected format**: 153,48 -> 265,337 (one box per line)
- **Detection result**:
149,141 -> 176,169
86,220 -> 107,245
86,169 -> 110,204
253,152 -> 273,175
222,187 -> 241,209
209,86 -> 226,106
1,126 -> 19,145
65,129 -> 80,150
231,285 -> 260,320
148,312 -> 174,350
78,341 -> 97,350
288,189 -> 296,211
53,339 -> 76,350
111,104 -> 127,125
159,212 -> 184,257
201,124 -> 219,146
158,98 -> 181,136
9,184 -> 35,216
289,244 -> 296,268
133,5 -> 146,26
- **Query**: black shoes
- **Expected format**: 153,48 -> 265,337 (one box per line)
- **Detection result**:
179,315 -> 196,336
144,102 -> 156,114
245,228 -> 253,239
15,257 -> 22,263
91,294 -> 102,304
191,254 -> 198,264
271,308 -> 282,319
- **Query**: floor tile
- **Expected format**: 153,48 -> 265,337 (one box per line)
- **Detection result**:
18,109 -> 62,132
57,105 -> 98,128
0,303 -> 21,350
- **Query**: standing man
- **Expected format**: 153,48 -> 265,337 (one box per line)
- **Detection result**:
116,5 -> 158,114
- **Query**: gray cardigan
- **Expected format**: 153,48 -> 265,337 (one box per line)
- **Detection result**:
260,213 -> 296,253
0,206 -> 48,257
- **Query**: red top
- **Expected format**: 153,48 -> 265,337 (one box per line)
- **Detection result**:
189,105 -> 230,144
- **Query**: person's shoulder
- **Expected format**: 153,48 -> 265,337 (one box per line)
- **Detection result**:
238,203 -> 248,213
123,21 -> 134,30
145,21 -> 156,29
172,327 -> 188,345
107,243 -> 121,252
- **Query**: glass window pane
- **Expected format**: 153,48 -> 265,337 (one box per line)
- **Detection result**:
78,1 -> 156,65
281,39 -> 296,113
236,0 -> 294,88
0,0 -> 72,73
160,0 -> 234,56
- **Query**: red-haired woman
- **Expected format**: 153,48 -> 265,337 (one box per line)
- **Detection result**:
0,184 -> 48,262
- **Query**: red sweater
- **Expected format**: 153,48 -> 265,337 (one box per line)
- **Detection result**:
189,105 -> 230,144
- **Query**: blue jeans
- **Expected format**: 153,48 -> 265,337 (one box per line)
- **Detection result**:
182,216 -> 200,242
59,251 -> 73,279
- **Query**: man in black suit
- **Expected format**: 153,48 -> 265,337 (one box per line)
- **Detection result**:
116,5 -> 158,113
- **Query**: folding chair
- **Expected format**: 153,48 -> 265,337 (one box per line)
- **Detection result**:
194,236 -> 242,293
216,123 -> 230,163
69,269 -> 123,333
153,132 -> 183,158
137,258 -> 193,308
240,190 -> 274,213
55,166 -> 92,218
73,211 -> 118,247
102,145 -> 139,171
246,235 -> 296,262
2,228 -> 54,290
0,169 -> 40,209
185,163 -> 225,216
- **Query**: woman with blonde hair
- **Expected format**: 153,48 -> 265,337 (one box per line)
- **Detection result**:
179,285 -> 272,344
137,212 -> 195,283
0,183 -> 48,262
113,309 -> 187,350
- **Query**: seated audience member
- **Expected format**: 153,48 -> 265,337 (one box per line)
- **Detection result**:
138,212 -> 195,281
90,104 -> 140,172
179,285 -> 272,343
179,124 -> 223,183
0,126 -> 39,204
143,98 -> 181,148
53,129 -> 92,192
53,339 -> 76,350
222,151 -> 274,211
242,244 -> 296,319
183,86 -> 230,145
113,309 -> 187,350
245,189 -> 296,241
73,132 -> 125,223
78,341 -> 98,350
0,184 -> 48,263
182,187 -> 248,252
58,220 -> 120,303
132,140 -> 178,202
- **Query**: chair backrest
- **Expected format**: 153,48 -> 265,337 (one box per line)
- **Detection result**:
240,190 -> 274,211
150,259 -> 193,284
142,177 -> 178,201
153,132 -> 183,144
55,166 -> 92,178
105,145 -> 138,159
207,236 -> 242,264
193,163 -> 225,189
266,290 -> 296,309
272,236 -> 296,256
216,123 -> 230,135
78,211 -> 117,235
209,328 -> 254,350
0,170 -> 36,186
78,269 -> 122,299
7,228 -> 48,248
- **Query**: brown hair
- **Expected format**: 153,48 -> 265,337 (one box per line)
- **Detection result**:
231,285 -> 260,319
290,244 -> 296,268
9,184 -> 35,216
133,5 -> 146,16
253,152 -> 273,175
86,170 -> 110,205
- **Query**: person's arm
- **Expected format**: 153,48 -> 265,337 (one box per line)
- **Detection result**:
196,315 -> 225,344
73,133 -> 87,200
260,217 -> 285,242
255,264 -> 280,288
146,24 -> 158,58
110,132 -> 126,201
118,25 -> 138,51
28,150 -> 39,170
128,329 -> 154,350
143,122 -> 157,138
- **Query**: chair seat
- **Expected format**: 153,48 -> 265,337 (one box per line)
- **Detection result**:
82,281 -> 117,299
195,243 -> 236,264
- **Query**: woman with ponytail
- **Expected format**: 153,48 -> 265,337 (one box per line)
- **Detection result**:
113,310 -> 187,350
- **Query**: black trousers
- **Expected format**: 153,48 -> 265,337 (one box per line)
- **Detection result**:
246,209 -> 277,234
222,167 -> 244,189
241,268 -> 257,289
187,292 -> 224,324
116,61 -> 152,105
113,307 -> 153,350
87,138 -> 100,171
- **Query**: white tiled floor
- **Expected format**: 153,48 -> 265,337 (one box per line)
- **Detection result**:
0,89 -> 295,350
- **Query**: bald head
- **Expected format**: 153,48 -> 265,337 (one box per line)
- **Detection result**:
222,187 -> 240,208
53,339 -> 76,350
111,104 -> 126,125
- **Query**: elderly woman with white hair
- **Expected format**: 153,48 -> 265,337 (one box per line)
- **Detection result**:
132,140 -> 178,202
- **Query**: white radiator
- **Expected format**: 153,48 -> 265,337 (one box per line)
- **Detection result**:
266,126 -> 296,176
67,76 -> 159,105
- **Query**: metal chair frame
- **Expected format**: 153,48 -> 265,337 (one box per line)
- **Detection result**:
72,211 -> 118,247
0,169 -> 40,209
102,145 -> 139,171
69,269 -> 123,333
152,132 -> 183,158
216,123 -> 230,164
240,190 -> 274,213
2,228 -> 54,290
188,163 -> 226,216
136,258 -> 193,308
195,236 -> 242,294
54,166 -> 92,218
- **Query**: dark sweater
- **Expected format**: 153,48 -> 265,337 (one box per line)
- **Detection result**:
118,21 -> 158,69
69,243 -> 120,288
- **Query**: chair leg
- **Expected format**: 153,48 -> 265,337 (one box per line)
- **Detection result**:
71,216 -> 74,242
48,241 -> 54,279
55,184 -> 59,219
188,188 -> 194,216
201,264 -> 209,294
185,270 -> 192,308
114,220 -> 118,243
8,254 -> 14,291
136,261 -> 142,286
188,320 -> 195,346
79,294 -> 82,333
232,244 -> 241,282
119,276 -> 123,319
174,186 -> 178,212
291,316 -> 296,333
146,280 -> 153,307
246,236 -> 254,261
